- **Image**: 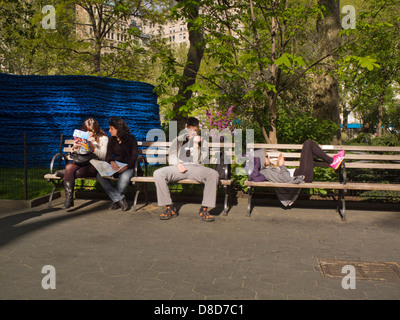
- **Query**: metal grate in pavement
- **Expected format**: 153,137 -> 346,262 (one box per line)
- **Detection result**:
317,258 -> 400,282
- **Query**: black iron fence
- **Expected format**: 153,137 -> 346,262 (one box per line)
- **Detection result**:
0,133 -> 66,200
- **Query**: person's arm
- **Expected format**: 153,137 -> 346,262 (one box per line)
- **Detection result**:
92,136 -> 108,160
168,137 -> 182,166
197,136 -> 208,164
105,137 -> 114,164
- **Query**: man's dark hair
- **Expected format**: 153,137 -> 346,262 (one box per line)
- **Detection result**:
186,117 -> 199,127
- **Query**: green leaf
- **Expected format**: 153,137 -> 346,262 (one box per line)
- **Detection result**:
275,53 -> 291,68
359,56 -> 380,71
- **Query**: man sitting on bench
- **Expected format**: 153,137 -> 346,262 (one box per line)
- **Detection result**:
153,117 -> 219,222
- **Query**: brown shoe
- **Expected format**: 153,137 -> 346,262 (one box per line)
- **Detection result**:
160,205 -> 178,220
199,206 -> 215,222
118,196 -> 128,211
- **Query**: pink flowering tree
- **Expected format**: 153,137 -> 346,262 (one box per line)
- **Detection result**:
202,105 -> 238,147
204,105 -> 236,132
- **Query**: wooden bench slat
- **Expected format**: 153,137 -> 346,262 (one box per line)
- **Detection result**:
244,181 -> 400,191
130,176 -> 232,185
245,180 -> 400,189
341,183 -> 400,191
137,141 -> 236,148
253,152 -> 400,162
244,181 -> 347,189
345,163 -> 400,169
250,143 -> 400,152
281,161 -> 400,169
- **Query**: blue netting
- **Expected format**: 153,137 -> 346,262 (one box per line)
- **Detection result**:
0,73 -> 161,168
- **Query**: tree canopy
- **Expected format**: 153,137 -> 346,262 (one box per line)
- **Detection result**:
1,0 -> 399,143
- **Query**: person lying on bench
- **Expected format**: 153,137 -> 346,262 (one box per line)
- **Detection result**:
153,117 -> 219,222
251,140 -> 345,183
250,139 -> 345,207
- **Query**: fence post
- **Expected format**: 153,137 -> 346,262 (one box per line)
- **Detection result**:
58,133 -> 63,168
24,132 -> 28,200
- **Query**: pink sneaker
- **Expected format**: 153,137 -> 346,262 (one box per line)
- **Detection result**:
330,150 -> 345,169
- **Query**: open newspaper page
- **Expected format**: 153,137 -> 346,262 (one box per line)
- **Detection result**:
90,159 -> 127,177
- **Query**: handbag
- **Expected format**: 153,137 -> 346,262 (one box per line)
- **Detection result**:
70,152 -> 97,166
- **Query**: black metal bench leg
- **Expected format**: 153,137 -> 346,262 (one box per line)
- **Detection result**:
337,189 -> 347,221
223,185 -> 229,216
48,185 -> 57,208
132,183 -> 149,212
133,188 -> 140,212
144,183 -> 149,207
246,186 -> 252,217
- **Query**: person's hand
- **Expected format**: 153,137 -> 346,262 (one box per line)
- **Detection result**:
72,140 -> 82,151
177,163 -> 187,173
278,153 -> 285,167
118,166 -> 127,173
265,152 -> 271,167
193,135 -> 201,144
110,161 -> 119,171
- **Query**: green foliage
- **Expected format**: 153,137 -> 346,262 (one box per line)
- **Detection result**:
275,53 -> 306,74
341,55 -> 380,71
277,109 -> 340,144
349,132 -> 400,147
338,1 -> 400,136
231,163 -> 249,193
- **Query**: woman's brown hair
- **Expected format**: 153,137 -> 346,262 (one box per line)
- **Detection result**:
81,118 -> 107,143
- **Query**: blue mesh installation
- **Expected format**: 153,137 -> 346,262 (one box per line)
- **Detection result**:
0,73 -> 161,168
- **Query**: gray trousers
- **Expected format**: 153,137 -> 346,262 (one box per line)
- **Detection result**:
153,164 -> 220,208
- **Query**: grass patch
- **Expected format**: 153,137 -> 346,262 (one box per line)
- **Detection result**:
0,167 -> 55,200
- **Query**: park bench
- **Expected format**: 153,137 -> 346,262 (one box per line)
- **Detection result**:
44,138 -> 234,214
244,143 -> 400,221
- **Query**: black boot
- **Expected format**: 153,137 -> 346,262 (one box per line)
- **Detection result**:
63,180 -> 75,209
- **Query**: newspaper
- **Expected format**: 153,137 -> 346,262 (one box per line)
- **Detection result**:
73,129 -> 90,154
90,159 -> 128,177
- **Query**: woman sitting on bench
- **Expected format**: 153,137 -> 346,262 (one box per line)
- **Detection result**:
62,117 -> 108,209
96,117 -> 139,211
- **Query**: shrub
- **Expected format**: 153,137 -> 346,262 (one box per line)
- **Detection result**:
277,109 -> 340,144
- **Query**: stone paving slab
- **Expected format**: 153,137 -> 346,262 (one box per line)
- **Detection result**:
0,197 -> 400,301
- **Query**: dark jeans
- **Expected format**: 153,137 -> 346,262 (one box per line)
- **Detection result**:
96,169 -> 134,203
294,140 -> 333,182
64,163 -> 98,182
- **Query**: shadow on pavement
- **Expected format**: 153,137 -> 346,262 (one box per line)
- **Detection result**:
0,200 -> 102,248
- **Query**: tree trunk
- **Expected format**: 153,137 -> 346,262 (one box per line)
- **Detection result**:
267,7 -> 279,145
173,4 -> 204,129
342,107 -> 349,132
377,91 -> 385,137
313,0 -> 341,143
93,42 -> 101,73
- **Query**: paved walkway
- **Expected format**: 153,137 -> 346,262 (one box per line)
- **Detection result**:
1,196 -> 400,301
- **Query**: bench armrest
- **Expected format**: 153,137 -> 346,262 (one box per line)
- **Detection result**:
221,163 -> 231,180
134,155 -> 147,177
214,162 -> 231,180
49,153 -> 68,174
